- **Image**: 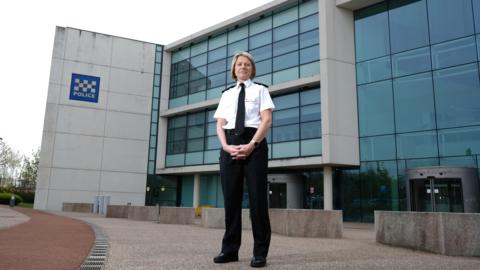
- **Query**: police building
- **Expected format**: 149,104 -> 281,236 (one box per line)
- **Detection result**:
35,0 -> 480,222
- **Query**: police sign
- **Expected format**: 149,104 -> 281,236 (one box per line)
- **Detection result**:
69,73 -> 100,103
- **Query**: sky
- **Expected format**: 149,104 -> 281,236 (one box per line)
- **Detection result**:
0,0 -> 273,157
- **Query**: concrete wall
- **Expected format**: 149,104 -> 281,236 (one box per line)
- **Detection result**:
35,27 -> 156,211
376,211 -> 480,256
105,205 -> 195,224
202,208 -> 342,238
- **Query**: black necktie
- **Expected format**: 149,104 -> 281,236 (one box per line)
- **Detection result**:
234,83 -> 245,136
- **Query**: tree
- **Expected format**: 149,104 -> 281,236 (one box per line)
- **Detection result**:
19,148 -> 40,188
0,139 -> 22,187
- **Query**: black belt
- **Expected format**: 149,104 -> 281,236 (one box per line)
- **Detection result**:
225,127 -> 257,136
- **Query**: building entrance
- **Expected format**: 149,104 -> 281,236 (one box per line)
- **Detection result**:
269,183 -> 286,208
406,167 -> 480,213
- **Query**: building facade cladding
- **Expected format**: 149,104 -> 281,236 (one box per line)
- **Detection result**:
150,0 -> 359,210
35,27 -> 158,211
334,0 -> 480,222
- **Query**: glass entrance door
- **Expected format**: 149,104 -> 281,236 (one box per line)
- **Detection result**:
410,178 -> 464,212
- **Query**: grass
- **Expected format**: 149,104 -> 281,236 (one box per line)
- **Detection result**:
19,202 -> 33,208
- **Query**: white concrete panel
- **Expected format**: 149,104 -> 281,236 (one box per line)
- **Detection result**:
321,0 -> 355,64
46,189 -> 99,211
39,132 -> 55,167
56,105 -> 106,136
61,60 -> 110,92
107,92 -> 151,114
101,138 -> 148,173
36,167 -> 51,189
50,168 -> 101,191
42,103 -> 58,133
64,28 -> 113,66
104,111 -> 149,140
109,67 -> 154,97
111,37 -> 155,73
49,58 -> 64,85
100,171 -> 146,193
52,27 -> 66,59
47,83 -> 61,104
323,134 -> 359,165
59,85 -> 109,110
102,192 -> 145,206
321,60 -> 358,136
52,133 -> 103,170
33,189 -> 48,210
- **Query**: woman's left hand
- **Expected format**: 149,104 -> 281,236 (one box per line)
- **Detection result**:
235,143 -> 255,160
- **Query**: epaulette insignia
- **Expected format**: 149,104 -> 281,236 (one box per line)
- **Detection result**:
254,82 -> 269,88
222,84 -> 236,93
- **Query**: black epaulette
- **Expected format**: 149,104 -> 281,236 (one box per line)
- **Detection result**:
254,82 -> 269,88
222,84 -> 236,93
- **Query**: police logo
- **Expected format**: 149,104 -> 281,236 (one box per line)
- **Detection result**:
69,73 -> 100,103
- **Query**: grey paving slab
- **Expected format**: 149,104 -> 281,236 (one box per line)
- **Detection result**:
57,211 -> 480,270
0,206 -> 30,230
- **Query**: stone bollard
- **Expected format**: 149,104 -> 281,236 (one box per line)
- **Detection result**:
9,195 -> 15,207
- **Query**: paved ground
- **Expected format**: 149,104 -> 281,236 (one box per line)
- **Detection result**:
2,206 -> 480,270
0,206 -> 94,270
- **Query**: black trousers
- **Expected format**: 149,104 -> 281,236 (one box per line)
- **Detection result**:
219,128 -> 271,258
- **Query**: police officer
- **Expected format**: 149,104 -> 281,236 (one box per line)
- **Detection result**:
213,51 -> 275,268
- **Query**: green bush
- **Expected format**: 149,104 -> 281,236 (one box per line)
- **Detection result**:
0,193 -> 23,205
14,191 -> 35,203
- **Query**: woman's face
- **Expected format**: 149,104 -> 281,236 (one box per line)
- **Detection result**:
234,56 -> 252,82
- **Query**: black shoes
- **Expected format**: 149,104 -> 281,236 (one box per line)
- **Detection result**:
213,252 -> 239,264
250,256 -> 267,268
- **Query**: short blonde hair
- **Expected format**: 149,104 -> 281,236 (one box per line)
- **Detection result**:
230,51 -> 256,81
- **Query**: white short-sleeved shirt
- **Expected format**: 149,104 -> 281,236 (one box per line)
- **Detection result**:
213,79 -> 275,129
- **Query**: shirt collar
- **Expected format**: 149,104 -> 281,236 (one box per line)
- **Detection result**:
236,79 -> 252,88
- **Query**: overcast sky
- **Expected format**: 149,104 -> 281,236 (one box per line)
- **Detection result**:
0,0 -> 273,156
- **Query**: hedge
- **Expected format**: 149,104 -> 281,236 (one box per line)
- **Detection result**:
0,193 -> 23,205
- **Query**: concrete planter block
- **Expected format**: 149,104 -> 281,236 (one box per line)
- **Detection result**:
127,206 -> 157,221
270,209 -> 343,238
201,208 -> 251,229
106,205 -> 130,218
375,211 -> 480,257
62,203 -> 93,213
159,207 -> 195,225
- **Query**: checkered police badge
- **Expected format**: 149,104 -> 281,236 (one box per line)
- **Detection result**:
69,73 -> 101,103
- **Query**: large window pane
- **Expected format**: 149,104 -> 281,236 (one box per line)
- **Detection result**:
273,108 -> 299,126
250,16 -> 272,36
300,29 -> 319,49
433,64 -> 480,128
207,59 -> 227,75
355,2 -> 389,62
300,45 -> 319,64
431,36 -> 477,70
427,0 -> 474,44
396,131 -> 438,159
360,135 -> 396,161
391,47 -> 431,77
301,121 -> 321,139
272,141 -> 300,158
273,6 -> 298,27
190,53 -> 207,68
300,13 -> 319,33
250,45 -> 272,62
357,56 -> 391,84
389,0 -> 429,53
249,31 -> 272,49
228,25 -> 248,43
393,72 -> 436,133
300,104 -> 321,122
228,39 -> 248,57
358,80 -> 394,136
273,51 -> 298,71
301,88 -> 320,105
273,124 -> 300,142
273,36 -> 298,56
256,59 -> 272,76
189,66 -> 206,81
208,72 -> 226,89
208,46 -> 226,62
273,92 -> 299,110
438,126 -> 480,156
273,21 -> 298,42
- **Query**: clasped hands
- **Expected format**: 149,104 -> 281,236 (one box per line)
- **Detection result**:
224,143 -> 255,160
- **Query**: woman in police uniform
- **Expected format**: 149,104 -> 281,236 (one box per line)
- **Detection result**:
213,51 -> 275,268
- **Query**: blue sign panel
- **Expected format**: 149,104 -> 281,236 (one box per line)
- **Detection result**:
69,73 -> 100,103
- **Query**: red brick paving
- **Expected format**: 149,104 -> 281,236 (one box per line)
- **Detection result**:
0,207 -> 95,270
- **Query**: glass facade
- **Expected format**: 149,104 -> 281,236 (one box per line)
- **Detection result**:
345,0 -> 480,222
168,0 -> 319,108
164,86 -> 321,167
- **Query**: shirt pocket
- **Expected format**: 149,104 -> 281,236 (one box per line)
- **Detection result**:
245,92 -> 260,115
